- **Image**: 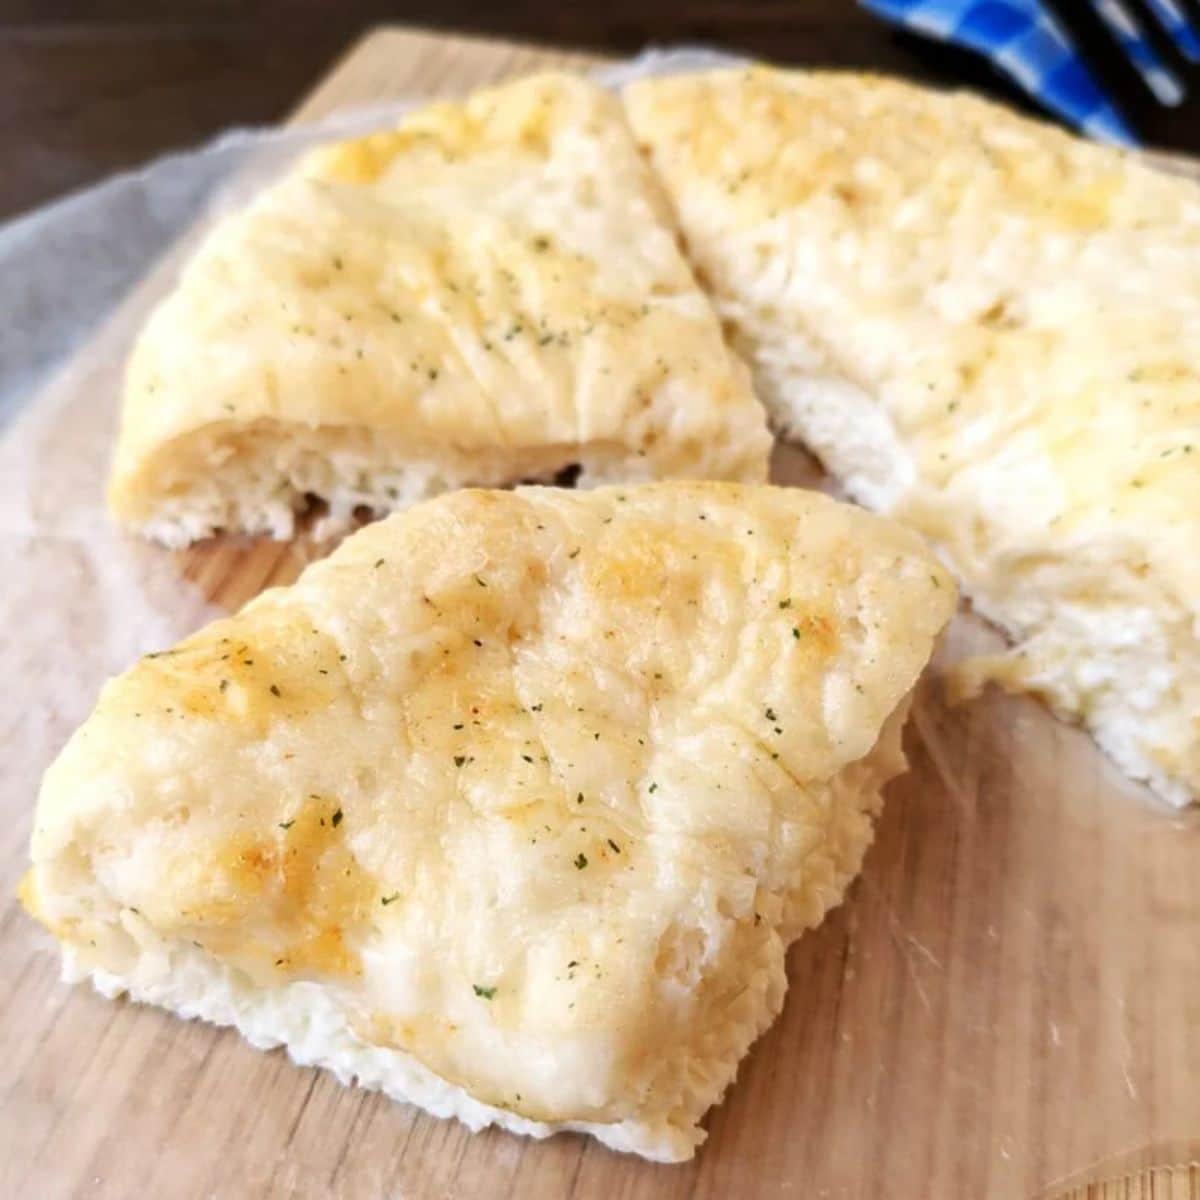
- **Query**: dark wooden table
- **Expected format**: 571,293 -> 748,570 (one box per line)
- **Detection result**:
4,1 -> 1200,224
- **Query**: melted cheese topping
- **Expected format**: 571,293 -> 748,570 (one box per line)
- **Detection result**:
26,482 -> 954,1158
626,68 -> 1200,805
110,73 -> 770,543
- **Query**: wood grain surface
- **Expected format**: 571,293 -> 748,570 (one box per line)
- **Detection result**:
2,27 -> 1199,1200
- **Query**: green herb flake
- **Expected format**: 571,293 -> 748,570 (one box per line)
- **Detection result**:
607,839 -> 621,854
474,575 -> 488,588
473,984 -> 497,999
269,684 -> 281,697
574,853 -> 589,870
778,598 -> 792,609
764,706 -> 777,722
278,820 -> 295,830
454,755 -> 467,768
792,627 -> 801,640
380,893 -> 399,906
331,808 -> 343,828
576,793 -> 584,805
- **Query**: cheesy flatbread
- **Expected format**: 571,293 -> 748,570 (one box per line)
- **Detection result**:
110,74 -> 770,546
25,482 -> 954,1160
626,68 -> 1200,806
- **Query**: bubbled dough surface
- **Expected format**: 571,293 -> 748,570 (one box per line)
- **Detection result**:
625,69 -> 1200,805
110,72 -> 771,533
28,482 -> 954,1158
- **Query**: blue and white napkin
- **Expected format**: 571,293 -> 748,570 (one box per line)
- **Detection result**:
861,0 -> 1199,143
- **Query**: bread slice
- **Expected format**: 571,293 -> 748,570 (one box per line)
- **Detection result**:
23,482 -> 954,1161
625,67 -> 1200,807
109,74 -> 770,546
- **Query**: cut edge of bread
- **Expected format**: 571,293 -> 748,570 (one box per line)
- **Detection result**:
110,423 -> 742,549
66,942 -> 700,1162
760,360 -> 1196,809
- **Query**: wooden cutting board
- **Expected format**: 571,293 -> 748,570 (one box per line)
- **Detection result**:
2,26 -> 1198,1200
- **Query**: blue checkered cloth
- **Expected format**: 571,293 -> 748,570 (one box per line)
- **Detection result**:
861,0 -> 1140,142
1146,0 -> 1200,61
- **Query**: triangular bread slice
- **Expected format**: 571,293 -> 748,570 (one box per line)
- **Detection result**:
24,482 -> 953,1161
625,68 -> 1200,807
110,73 -> 770,547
